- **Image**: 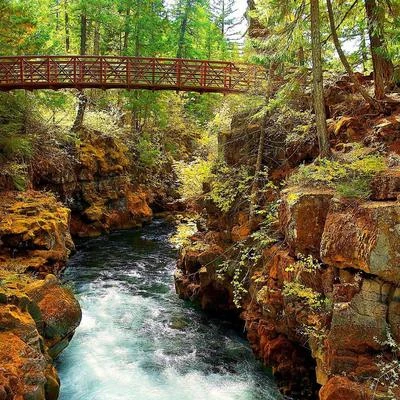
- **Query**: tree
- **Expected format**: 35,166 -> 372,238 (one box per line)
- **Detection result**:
326,0 -> 381,110
310,0 -> 330,157
71,2 -> 88,132
364,0 -> 394,99
176,0 -> 194,58
211,0 -> 240,37
64,0 -> 71,52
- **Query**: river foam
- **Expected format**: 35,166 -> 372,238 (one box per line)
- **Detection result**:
57,220 -> 282,400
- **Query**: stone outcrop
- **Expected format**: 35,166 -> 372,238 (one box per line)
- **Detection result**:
261,187 -> 399,399
69,130 -> 152,236
176,182 -> 400,399
321,199 -> 400,283
280,188 -> 334,257
33,129 -> 153,237
0,191 -> 74,275
0,191 -> 81,400
175,242 -> 238,315
0,272 -> 81,400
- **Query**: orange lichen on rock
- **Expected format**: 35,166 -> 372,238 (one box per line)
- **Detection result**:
0,191 -> 74,274
69,129 -> 153,237
0,271 -> 81,400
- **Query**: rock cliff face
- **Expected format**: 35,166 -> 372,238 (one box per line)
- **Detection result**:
0,191 -> 74,275
175,107 -> 400,399
33,129 -> 153,237
0,191 -> 81,400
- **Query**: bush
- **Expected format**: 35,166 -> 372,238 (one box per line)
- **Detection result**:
208,163 -> 253,213
336,177 -> 372,199
1,162 -> 29,191
136,133 -> 161,168
288,152 -> 387,199
174,158 -> 213,199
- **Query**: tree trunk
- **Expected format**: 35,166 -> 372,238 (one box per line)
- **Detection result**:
249,127 -> 265,222
80,13 -> 87,56
64,0 -> 70,52
326,0 -> 382,110
55,0 -> 60,31
93,21 -> 100,54
72,11 -> 88,132
365,0 -> 393,99
71,92 -> 88,132
221,0 -> 225,35
177,0 -> 192,58
298,46 -> 305,67
310,0 -> 330,158
123,7 -> 131,55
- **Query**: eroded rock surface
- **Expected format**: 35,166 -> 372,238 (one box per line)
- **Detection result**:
0,191 -> 81,400
176,181 -> 400,399
0,191 -> 74,275
0,271 -> 81,400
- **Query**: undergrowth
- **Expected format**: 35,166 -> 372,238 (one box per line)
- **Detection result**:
288,150 -> 387,199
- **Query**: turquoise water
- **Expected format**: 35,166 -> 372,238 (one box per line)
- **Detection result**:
57,220 -> 282,400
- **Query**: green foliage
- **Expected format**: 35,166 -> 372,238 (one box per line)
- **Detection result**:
336,177 -> 372,199
285,253 -> 322,274
0,92 -> 34,162
282,281 -> 326,310
175,158 -> 213,199
169,219 -> 198,248
218,201 -> 279,308
136,133 -> 161,168
283,253 -> 331,323
373,329 -> 400,399
1,162 -> 29,191
208,163 -> 253,213
84,111 -> 122,137
289,152 -> 387,199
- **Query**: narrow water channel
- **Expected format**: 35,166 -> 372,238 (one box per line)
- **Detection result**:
57,219 -> 282,400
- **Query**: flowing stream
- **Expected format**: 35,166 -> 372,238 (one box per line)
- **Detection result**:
57,219 -> 282,400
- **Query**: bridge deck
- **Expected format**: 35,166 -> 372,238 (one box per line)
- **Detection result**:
0,56 -> 264,93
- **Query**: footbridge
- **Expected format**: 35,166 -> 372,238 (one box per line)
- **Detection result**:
0,56 -> 265,93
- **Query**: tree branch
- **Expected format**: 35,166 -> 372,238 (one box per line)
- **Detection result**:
322,0 -> 359,46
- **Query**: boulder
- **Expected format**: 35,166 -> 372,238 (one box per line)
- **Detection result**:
321,200 -> 400,283
25,275 -> 82,358
280,187 -> 334,258
371,168 -> 400,200
0,191 -> 74,275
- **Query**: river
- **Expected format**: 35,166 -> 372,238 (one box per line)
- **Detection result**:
57,219 -> 282,400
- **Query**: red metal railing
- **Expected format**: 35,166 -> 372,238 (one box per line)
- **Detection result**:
0,55 -> 265,93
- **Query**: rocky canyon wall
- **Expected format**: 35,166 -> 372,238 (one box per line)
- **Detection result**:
175,99 -> 400,400
0,191 -> 81,400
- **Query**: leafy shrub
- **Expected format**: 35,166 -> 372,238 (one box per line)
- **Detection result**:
336,177 -> 372,199
285,253 -> 322,274
373,329 -> 400,399
217,201 -> 279,308
174,158 -> 213,199
288,152 -> 387,199
136,133 -> 161,168
0,92 -> 34,161
169,219 -> 198,248
208,163 -> 253,213
1,162 -> 29,191
282,281 -> 326,310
